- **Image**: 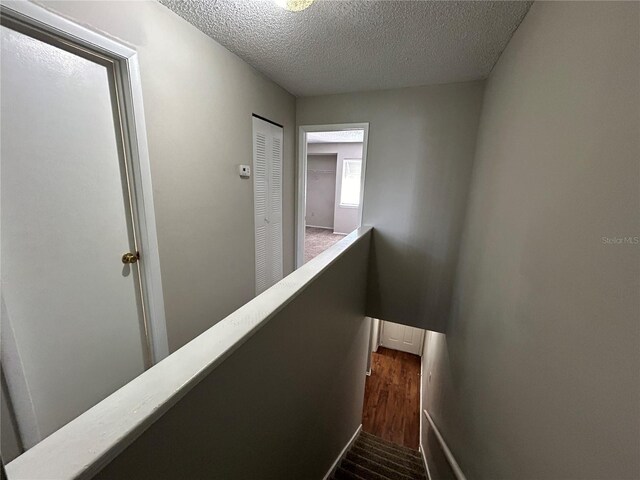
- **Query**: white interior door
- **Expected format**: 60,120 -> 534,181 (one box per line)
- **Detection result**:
1,23 -> 149,447
253,117 -> 284,295
380,320 -> 425,356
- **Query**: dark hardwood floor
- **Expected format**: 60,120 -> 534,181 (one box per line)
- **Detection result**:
362,347 -> 421,450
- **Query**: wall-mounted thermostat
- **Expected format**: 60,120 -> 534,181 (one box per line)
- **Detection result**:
238,165 -> 251,178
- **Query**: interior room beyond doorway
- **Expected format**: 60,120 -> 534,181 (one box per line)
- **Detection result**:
298,126 -> 368,266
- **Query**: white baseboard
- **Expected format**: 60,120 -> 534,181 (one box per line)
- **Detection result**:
419,358 -> 424,443
419,444 -> 432,480
305,224 -> 333,230
423,410 -> 466,480
322,424 -> 362,480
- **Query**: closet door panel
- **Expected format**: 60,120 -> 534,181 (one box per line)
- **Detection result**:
252,117 -> 283,294
269,125 -> 284,284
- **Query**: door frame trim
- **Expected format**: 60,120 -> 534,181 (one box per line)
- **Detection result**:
296,123 -> 369,268
0,1 -> 169,446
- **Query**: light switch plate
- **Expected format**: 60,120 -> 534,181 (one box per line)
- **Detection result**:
238,164 -> 251,178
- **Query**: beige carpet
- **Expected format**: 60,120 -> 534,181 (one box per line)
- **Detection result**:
304,227 -> 345,263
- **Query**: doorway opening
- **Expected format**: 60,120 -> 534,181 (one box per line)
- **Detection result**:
363,319 -> 426,450
296,124 -> 369,266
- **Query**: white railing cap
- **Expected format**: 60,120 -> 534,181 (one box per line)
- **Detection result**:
6,226 -> 372,480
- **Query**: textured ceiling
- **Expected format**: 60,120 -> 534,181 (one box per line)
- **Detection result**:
307,130 -> 364,143
159,0 -> 532,97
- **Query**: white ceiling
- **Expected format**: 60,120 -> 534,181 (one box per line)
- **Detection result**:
159,0 -> 532,97
307,130 -> 364,143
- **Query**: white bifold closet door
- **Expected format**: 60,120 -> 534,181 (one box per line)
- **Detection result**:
252,116 -> 284,295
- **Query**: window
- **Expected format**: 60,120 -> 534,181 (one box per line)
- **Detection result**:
340,159 -> 362,207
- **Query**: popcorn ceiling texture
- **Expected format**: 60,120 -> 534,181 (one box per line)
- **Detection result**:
158,0 -> 531,97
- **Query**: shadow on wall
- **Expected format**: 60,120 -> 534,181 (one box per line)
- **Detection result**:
366,229 -> 449,333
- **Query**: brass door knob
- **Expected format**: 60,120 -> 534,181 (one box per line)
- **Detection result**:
122,252 -> 139,264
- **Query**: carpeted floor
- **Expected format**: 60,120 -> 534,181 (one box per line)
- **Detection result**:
331,431 -> 427,480
304,227 -> 345,263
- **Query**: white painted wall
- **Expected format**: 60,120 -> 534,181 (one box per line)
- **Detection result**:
307,142 -> 363,234
298,82 -> 485,332
40,0 -> 297,352
306,154 -> 337,229
370,318 -> 380,353
422,3 -> 640,478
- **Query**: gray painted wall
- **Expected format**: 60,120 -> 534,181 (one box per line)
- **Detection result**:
420,333 -> 457,480
298,83 -> 485,332
92,233 -> 371,480
42,0 -> 297,352
306,154 -> 337,229
1,370 -> 22,463
422,2 -> 640,478
307,142 -> 364,234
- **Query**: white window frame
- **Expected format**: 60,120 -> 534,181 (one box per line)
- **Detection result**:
296,123 -> 369,269
339,158 -> 363,208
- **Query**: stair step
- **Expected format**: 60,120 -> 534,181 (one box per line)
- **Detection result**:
355,437 -> 423,468
333,466 -> 368,480
346,451 -> 424,480
341,458 -> 399,480
359,432 -> 420,458
340,458 -> 412,480
349,444 -> 425,478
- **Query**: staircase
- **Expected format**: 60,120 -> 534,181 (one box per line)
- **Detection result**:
331,431 -> 428,480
